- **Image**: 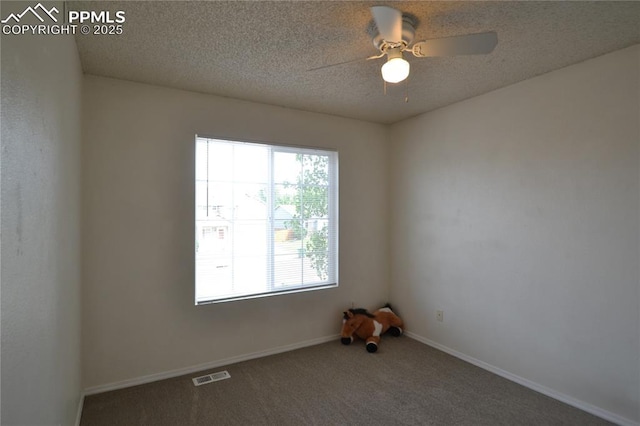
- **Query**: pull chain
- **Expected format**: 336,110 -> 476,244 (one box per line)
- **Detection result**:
405,78 -> 409,103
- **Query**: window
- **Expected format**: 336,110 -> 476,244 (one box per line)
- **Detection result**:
195,136 -> 338,304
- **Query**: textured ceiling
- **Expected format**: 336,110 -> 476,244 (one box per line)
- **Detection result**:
71,1 -> 640,124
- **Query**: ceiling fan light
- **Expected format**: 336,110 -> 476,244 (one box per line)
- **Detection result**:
381,57 -> 410,83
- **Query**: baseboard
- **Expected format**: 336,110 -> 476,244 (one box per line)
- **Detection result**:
405,332 -> 638,426
83,334 -> 339,396
75,393 -> 84,426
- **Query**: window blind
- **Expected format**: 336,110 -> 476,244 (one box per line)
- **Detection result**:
195,137 -> 338,304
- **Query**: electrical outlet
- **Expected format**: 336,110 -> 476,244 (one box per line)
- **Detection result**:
436,310 -> 444,322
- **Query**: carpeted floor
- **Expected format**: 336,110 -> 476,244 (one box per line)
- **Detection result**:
80,336 -> 611,425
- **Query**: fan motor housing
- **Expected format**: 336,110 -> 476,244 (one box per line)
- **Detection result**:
369,14 -> 417,50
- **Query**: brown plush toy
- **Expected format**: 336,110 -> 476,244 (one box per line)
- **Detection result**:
340,304 -> 404,353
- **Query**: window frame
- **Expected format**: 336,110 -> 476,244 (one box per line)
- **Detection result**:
194,135 -> 339,305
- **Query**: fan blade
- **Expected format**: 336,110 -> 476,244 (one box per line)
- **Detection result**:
371,6 -> 402,43
411,32 -> 497,57
307,57 -> 365,72
307,53 -> 384,72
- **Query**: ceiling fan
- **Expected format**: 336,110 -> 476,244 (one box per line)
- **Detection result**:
313,6 -> 498,85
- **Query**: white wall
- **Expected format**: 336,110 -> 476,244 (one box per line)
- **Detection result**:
390,45 -> 640,423
82,76 -> 390,389
0,2 -> 83,424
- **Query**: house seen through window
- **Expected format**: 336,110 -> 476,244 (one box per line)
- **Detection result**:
195,136 -> 338,304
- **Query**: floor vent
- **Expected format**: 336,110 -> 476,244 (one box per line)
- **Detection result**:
192,370 -> 231,386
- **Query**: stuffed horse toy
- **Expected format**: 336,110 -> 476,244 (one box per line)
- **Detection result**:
341,304 -> 404,353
